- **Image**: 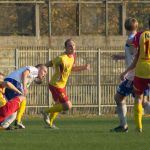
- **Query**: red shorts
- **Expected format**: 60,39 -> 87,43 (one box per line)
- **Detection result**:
49,84 -> 69,103
0,97 -> 20,123
133,76 -> 150,95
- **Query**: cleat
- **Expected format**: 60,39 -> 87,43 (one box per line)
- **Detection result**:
0,125 -> 15,130
5,126 -> 15,130
110,126 -> 128,133
136,128 -> 142,133
45,124 -> 59,129
0,126 -> 5,130
41,111 -> 50,126
14,121 -> 25,129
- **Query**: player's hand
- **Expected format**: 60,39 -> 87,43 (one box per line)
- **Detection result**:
17,90 -> 23,95
120,72 -> 126,81
111,55 -> 124,61
23,88 -> 28,96
85,64 -> 90,70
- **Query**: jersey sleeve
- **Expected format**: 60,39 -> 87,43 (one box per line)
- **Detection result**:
52,56 -> 62,66
132,32 -> 142,48
26,66 -> 38,76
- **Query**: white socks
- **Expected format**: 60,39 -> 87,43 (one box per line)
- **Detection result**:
1,112 -> 17,128
116,104 -> 127,127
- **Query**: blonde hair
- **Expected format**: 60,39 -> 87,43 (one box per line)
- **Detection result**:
124,17 -> 138,31
0,72 -> 5,77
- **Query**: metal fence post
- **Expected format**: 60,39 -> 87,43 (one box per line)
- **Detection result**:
105,0 -> 108,36
97,48 -> 101,115
15,48 -> 18,69
78,0 -> 81,36
48,48 -> 51,108
48,0 -> 52,37
122,1 -> 126,36
35,3 -> 40,39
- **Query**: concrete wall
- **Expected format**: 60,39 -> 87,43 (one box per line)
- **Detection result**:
0,36 -> 127,48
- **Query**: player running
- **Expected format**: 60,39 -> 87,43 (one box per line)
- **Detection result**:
42,39 -> 90,129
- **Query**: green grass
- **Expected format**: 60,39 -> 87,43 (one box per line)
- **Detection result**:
0,116 -> 150,150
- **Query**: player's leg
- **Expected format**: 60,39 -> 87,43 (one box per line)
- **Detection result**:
142,89 -> 150,114
133,77 -> 148,132
115,93 -> 128,129
111,79 -> 132,132
0,96 -> 24,130
15,98 -> 26,129
0,112 -> 17,130
134,94 -> 143,132
42,85 -> 71,128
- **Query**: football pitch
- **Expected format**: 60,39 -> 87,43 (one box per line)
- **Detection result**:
0,116 -> 150,150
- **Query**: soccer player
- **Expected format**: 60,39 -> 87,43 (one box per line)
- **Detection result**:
0,95 -> 26,130
42,39 -> 90,129
120,18 -> 150,132
0,72 -> 25,130
3,64 -> 48,129
0,72 -> 22,108
111,18 -> 150,132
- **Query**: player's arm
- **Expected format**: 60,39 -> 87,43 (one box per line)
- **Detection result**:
0,81 -> 22,94
120,50 -> 139,80
112,54 -> 125,60
45,60 -> 53,67
21,70 -> 30,95
72,64 -> 90,72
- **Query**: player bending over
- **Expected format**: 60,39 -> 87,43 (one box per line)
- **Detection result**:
0,72 -> 25,130
2,64 -> 48,129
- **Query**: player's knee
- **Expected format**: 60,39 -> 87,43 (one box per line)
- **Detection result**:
18,96 -> 26,102
63,101 -> 72,111
114,93 -> 119,104
114,93 -> 124,105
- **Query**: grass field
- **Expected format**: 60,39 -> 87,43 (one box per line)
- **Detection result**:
0,116 -> 150,150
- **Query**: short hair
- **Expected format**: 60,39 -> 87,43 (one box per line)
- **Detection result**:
124,17 -> 138,31
0,72 -> 5,76
35,64 -> 46,68
64,38 -> 73,48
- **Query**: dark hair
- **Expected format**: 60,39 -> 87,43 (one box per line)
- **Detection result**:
35,64 -> 46,68
0,72 -> 5,76
149,18 -> 150,28
124,17 -> 138,31
64,38 -> 72,48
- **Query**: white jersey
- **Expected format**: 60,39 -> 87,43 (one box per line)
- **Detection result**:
6,66 -> 38,88
124,33 -> 137,81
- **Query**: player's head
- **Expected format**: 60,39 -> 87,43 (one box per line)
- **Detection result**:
35,64 -> 48,80
0,72 -> 5,82
124,17 -> 138,32
64,38 -> 76,54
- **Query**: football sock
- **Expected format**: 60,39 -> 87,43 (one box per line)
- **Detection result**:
116,103 -> 127,128
1,112 -> 17,128
50,112 -> 59,126
134,103 -> 142,129
45,103 -> 64,113
16,99 -> 26,123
